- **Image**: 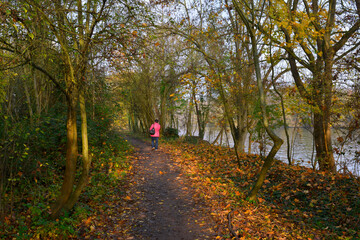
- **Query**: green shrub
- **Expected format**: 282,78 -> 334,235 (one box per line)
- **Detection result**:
163,127 -> 179,138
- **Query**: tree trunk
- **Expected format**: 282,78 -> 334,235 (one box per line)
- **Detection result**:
192,90 -> 204,139
313,112 -> 335,171
216,80 -> 242,165
51,89 -> 78,218
236,127 -> 247,153
160,93 -> 167,133
23,71 -> 34,125
212,125 -> 224,145
247,131 -> 252,154
186,103 -> 192,136
310,48 -> 336,172
64,91 -> 91,210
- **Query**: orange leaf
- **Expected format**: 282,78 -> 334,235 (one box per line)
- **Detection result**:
84,217 -> 92,226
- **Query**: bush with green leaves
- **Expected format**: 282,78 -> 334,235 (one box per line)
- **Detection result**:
163,127 -> 179,139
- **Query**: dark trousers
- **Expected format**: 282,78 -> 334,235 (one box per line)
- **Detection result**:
151,137 -> 159,149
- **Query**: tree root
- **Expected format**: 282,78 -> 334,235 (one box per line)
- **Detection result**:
227,210 -> 239,240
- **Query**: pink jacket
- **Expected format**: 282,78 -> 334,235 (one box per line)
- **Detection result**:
150,123 -> 161,137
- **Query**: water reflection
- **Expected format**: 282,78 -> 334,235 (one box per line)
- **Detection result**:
180,126 -> 360,176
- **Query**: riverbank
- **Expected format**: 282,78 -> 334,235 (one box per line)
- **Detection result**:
182,126 -> 360,176
162,138 -> 360,239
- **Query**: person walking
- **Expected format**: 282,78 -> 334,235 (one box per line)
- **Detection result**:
150,119 -> 161,150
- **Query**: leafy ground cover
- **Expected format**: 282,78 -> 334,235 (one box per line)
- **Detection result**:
162,139 -> 360,239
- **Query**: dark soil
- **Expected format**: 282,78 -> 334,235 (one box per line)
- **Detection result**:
123,136 -> 216,240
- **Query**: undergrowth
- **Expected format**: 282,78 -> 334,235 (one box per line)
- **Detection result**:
1,114 -> 133,239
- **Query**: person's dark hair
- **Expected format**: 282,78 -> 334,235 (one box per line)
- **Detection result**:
155,119 -> 159,123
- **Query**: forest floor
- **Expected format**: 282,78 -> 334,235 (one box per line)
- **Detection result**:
79,135 -> 218,240
75,134 -> 359,240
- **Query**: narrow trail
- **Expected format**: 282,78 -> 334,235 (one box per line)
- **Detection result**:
123,136 -> 216,240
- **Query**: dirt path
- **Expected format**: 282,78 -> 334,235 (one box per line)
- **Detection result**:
123,136 -> 216,240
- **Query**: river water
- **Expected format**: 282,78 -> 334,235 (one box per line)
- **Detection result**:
179,126 -> 360,176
